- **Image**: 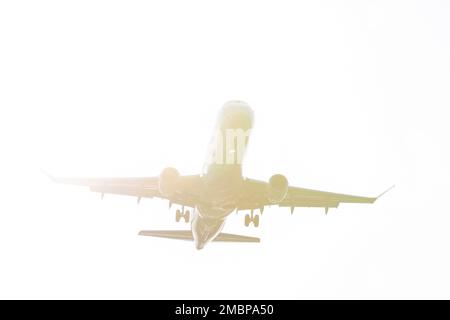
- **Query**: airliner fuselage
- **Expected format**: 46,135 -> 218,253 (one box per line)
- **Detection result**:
192,101 -> 254,249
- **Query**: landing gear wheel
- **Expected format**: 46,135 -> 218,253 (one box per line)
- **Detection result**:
253,214 -> 260,227
245,214 -> 251,227
175,209 -> 181,222
184,210 -> 190,223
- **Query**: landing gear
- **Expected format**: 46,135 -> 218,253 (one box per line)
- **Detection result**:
244,210 -> 260,227
245,214 -> 251,227
253,214 -> 260,227
175,207 -> 190,223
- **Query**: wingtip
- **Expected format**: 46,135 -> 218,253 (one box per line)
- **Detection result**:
41,169 -> 56,182
376,185 -> 395,200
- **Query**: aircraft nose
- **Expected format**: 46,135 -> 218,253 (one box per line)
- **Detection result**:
220,101 -> 254,130
222,100 -> 251,112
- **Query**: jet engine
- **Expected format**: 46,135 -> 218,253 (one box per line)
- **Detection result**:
158,167 -> 180,197
267,174 -> 288,203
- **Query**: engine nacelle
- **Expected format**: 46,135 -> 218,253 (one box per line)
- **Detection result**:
158,167 -> 180,197
267,174 -> 288,203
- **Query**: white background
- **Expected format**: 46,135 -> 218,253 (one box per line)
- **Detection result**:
1,1 -> 449,299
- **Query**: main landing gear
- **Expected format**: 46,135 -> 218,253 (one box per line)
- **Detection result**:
175,206 -> 190,223
244,210 -> 260,227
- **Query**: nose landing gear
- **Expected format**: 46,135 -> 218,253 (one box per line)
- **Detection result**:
175,206 -> 190,223
244,210 -> 260,227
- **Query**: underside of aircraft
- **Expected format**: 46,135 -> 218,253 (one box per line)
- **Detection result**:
45,101 -> 392,249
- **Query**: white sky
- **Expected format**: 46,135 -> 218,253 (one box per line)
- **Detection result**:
1,0 -> 449,299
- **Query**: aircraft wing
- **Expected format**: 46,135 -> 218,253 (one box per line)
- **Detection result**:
239,178 -> 392,213
278,186 -> 377,213
43,171 -> 202,208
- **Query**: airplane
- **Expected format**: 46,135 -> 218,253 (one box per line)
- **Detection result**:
45,101 -> 392,249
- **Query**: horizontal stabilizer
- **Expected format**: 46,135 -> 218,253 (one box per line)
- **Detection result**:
138,230 -> 260,243
215,232 -> 260,242
139,230 -> 193,241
